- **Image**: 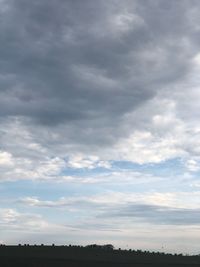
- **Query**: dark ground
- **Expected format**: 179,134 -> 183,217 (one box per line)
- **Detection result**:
0,245 -> 200,267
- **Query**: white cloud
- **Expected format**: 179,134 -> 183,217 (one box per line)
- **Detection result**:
114,130 -> 181,164
0,208 -> 49,231
0,151 -> 13,166
67,154 -> 111,169
185,159 -> 200,172
112,103 -> 185,164
20,191 -> 200,211
61,169 -> 160,185
0,95 -> 199,182
0,156 -> 66,182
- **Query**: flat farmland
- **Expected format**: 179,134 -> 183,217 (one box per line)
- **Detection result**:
0,246 -> 199,267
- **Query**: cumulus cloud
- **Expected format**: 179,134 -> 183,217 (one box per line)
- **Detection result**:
0,0 -> 200,163
67,154 -> 111,169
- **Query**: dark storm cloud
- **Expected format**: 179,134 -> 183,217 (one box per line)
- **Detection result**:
0,0 -> 200,144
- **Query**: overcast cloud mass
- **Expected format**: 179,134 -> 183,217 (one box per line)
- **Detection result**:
1,0 -> 200,254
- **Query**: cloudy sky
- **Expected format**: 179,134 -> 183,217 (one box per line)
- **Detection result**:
1,0 -> 200,254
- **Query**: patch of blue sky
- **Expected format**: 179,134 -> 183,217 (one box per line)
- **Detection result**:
112,158 -> 185,176
0,179 -> 105,202
100,178 -> 172,194
60,165 -> 113,176
0,157 -> 197,216
19,204 -> 79,224
0,180 -> 75,200
59,160 -> 197,195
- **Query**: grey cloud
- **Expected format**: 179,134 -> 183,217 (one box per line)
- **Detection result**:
19,196 -> 200,226
106,203 -> 200,226
1,0 -> 200,147
67,222 -> 121,232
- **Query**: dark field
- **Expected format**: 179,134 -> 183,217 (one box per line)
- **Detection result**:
0,245 -> 200,267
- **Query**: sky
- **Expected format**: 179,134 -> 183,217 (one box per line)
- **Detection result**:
1,0 -> 200,255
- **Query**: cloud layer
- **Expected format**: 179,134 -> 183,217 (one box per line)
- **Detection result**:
1,0 -> 200,253
0,0 -> 199,148
0,0 -> 200,168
